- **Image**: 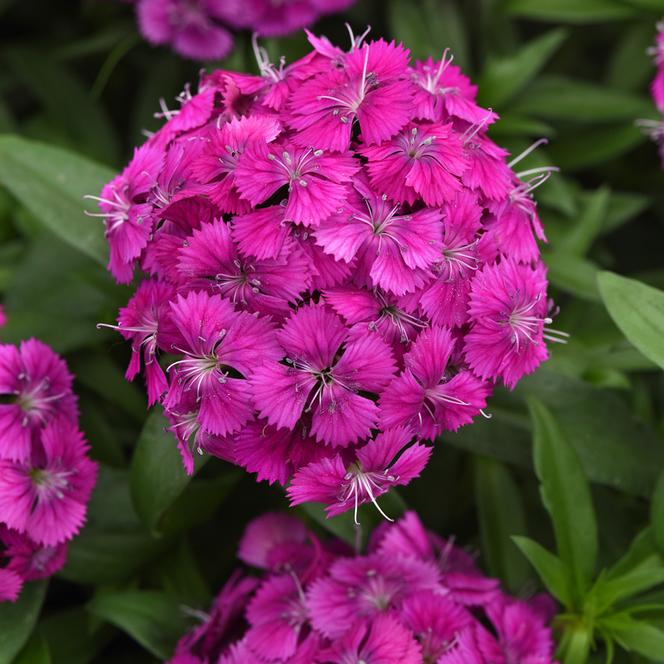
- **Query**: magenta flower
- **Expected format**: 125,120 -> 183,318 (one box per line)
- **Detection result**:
1,526 -> 68,582
251,305 -> 396,447
315,186 -> 442,295
235,140 -> 359,227
361,121 -> 468,206
318,613 -> 422,663
136,0 -> 235,61
0,339 -> 77,463
171,510 -> 557,663
465,260 -> 553,389
0,568 -> 22,602
287,428 -> 432,521
95,30 -> 555,517
288,40 -> 415,151
87,144 -> 163,284
191,115 -> 281,214
0,418 -> 97,547
651,21 -> 664,112
412,52 -> 497,125
306,551 -> 440,638
379,327 -> 490,440
176,218 -> 311,317
164,290 -> 280,438
98,279 -> 176,406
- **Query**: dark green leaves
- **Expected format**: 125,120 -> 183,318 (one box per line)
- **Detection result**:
478,29 -> 568,107
130,411 -> 203,534
0,581 -> 48,664
598,272 -> 664,371
474,457 -> 529,591
529,398 -> 597,601
653,470 -> 664,555
88,591 -> 190,660
0,135 -> 111,265
506,0 -> 637,22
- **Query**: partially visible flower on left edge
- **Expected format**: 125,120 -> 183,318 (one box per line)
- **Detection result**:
0,341 -> 97,603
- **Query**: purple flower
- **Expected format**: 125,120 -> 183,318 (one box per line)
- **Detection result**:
465,260 -> 552,389
288,429 -> 431,522
0,339 -> 77,463
0,418 -> 97,547
170,510 -> 557,663
379,327 -> 490,440
95,30 -> 556,516
137,0 -> 235,61
251,305 -> 396,447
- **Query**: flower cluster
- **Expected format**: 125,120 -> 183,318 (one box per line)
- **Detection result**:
646,21 -> 664,164
170,511 -> 557,663
0,339 -> 97,602
95,31 -> 557,520
135,0 -> 357,61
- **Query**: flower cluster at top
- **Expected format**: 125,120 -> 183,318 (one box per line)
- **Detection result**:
646,20 -> 664,164
94,30 -> 559,521
169,511 -> 558,663
0,339 -> 98,602
135,0 -> 357,61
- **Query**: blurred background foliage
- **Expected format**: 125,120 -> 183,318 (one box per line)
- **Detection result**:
1,0 -> 664,662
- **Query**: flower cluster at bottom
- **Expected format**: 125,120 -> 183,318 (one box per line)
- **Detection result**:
170,511 -> 557,664
0,339 -> 98,602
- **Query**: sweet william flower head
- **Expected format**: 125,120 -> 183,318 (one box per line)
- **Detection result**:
170,511 -> 558,663
0,339 -> 77,463
0,342 -> 96,602
96,29 -> 557,517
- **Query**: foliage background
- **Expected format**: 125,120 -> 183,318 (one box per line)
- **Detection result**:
1,0 -> 664,662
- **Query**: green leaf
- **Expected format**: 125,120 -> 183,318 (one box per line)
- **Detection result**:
4,48 -> 119,162
542,251 -> 600,301
510,75 -> 652,122
478,29 -> 568,107
387,0 -> 470,70
558,187 -> 610,256
516,371 -> 664,498
600,613 -> 664,660
0,135 -> 112,265
506,0 -> 636,22
13,630 -> 50,664
653,469 -> 664,555
598,272 -> 664,371
61,530 -> 172,585
0,581 -> 48,664
130,411 -> 207,534
69,353 -> 146,422
88,591 -> 190,660
474,457 -> 529,592
513,536 -> 572,606
40,608 -> 111,664
529,398 -> 598,601
549,123 -> 647,171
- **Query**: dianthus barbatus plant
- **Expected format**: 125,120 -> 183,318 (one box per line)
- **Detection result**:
93,29 -> 562,521
0,339 -> 98,602
169,510 -> 558,663
134,0 -> 357,61
643,20 -> 664,164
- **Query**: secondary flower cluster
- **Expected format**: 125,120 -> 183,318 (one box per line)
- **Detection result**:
170,511 -> 557,663
647,21 -> 664,164
135,0 -> 357,61
0,340 -> 97,602
95,31 -> 556,519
